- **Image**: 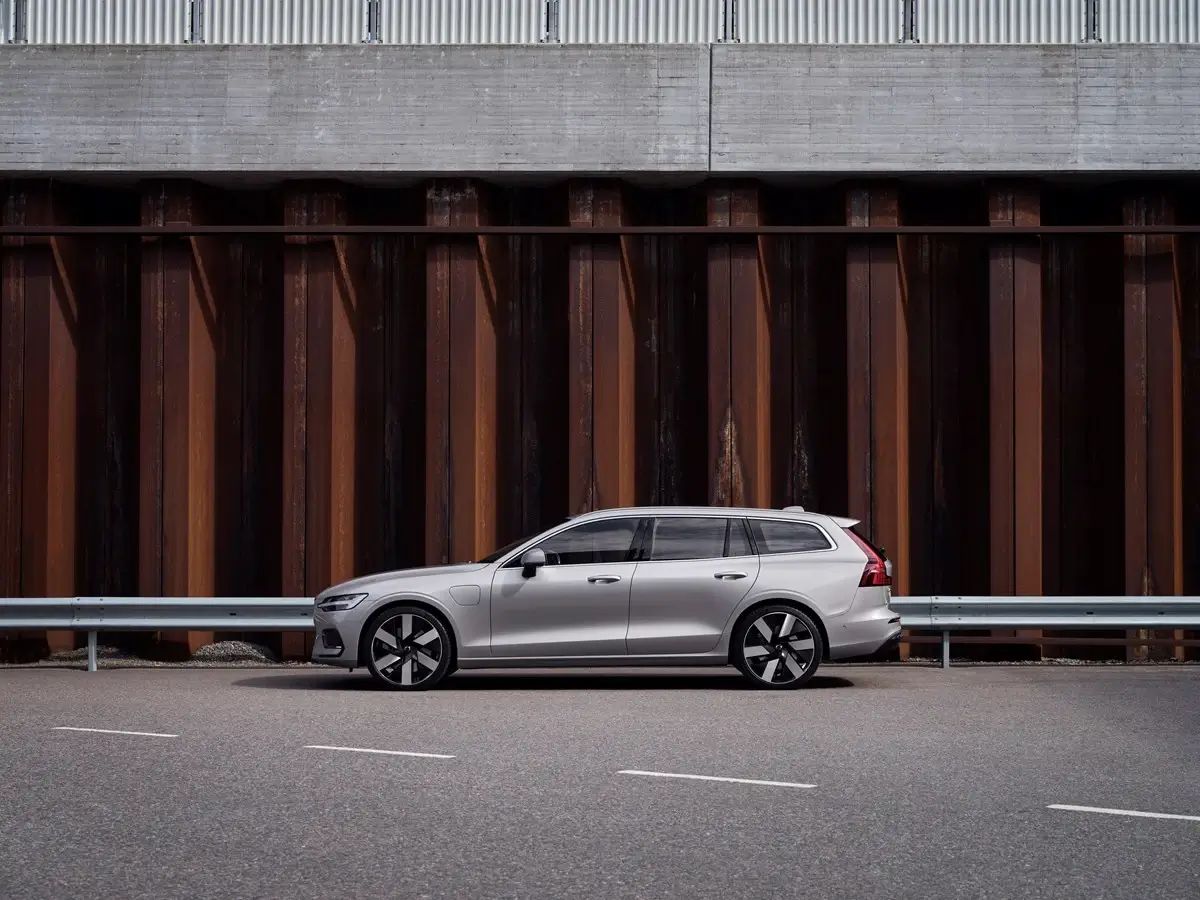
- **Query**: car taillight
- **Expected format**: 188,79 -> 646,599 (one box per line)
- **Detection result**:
843,527 -> 892,587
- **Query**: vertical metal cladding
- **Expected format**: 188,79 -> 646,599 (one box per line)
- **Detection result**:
1099,0 -> 1200,43
382,0 -> 543,45
207,0 -> 365,44
739,0 -> 902,44
20,0 -> 188,43
917,0 -> 1084,44
6,0 -> 1200,45
559,0 -> 722,44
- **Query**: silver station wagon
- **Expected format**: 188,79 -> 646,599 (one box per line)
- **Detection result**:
312,506 -> 901,690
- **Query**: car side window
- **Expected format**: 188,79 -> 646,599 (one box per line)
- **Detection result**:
748,519 -> 832,554
646,517 -> 727,561
535,518 -> 642,566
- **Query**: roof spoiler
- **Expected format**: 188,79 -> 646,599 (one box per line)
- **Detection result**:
783,506 -> 859,529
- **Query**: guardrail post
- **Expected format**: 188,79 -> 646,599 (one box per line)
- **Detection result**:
86,630 -> 97,672
941,631 -> 950,669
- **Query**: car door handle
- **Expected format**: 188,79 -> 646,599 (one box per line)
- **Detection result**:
714,571 -> 747,580
587,575 -> 622,584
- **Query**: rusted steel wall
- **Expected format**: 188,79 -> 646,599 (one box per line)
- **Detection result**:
0,177 -> 1197,661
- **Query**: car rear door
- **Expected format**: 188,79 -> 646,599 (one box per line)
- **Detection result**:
626,516 -> 760,655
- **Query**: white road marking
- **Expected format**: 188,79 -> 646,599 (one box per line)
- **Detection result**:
304,744 -> 455,759
53,726 -> 177,739
1048,804 -> 1200,824
617,769 -> 815,789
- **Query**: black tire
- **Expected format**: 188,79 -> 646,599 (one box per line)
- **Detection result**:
732,604 -> 824,690
362,605 -> 454,690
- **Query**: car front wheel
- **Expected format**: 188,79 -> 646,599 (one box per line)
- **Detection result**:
363,606 -> 453,690
732,605 -> 823,689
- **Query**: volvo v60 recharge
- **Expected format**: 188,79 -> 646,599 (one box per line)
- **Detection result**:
312,507 -> 900,689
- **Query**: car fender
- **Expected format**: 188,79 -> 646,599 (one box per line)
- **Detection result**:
361,588 -> 491,657
714,585 -> 836,656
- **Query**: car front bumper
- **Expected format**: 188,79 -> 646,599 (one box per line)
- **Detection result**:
311,609 -> 361,668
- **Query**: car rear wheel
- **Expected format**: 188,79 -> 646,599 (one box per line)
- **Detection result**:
733,605 -> 823,689
364,606 -> 453,690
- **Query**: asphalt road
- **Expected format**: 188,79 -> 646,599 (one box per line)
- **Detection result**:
1,664 -> 1197,899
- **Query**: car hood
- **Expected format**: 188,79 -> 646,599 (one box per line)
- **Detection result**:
320,563 -> 490,598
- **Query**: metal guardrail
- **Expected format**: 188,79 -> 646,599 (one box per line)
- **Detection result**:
890,596 -> 1200,668
0,597 -> 313,671
2,595 -> 1197,672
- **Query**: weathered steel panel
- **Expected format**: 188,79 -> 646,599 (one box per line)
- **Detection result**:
1122,191 -> 1183,596
567,183 -> 637,513
139,182 -> 220,653
8,183 -> 78,652
280,185 -> 360,658
425,181 -> 499,566
845,186 -> 909,596
2,178 -> 1199,666
706,184 -> 770,507
988,185 -> 1044,597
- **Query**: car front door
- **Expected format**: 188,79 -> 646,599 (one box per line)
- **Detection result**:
626,516 -> 760,655
489,517 -> 645,658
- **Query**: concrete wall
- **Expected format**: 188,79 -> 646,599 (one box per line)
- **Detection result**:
2,44 -> 1199,175
711,44 -> 1200,173
0,45 -> 711,175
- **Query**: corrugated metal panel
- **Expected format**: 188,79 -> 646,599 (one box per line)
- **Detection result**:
1099,0 -> 1200,43
560,0 -> 722,44
10,0 -> 1199,46
22,0 -> 189,43
739,0 -> 902,43
207,0 -> 365,44
918,0 -> 1085,44
383,0 -> 543,44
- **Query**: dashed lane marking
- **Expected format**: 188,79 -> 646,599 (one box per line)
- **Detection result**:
617,769 -> 815,789
1048,804 -> 1200,824
304,744 -> 455,759
53,727 -> 178,739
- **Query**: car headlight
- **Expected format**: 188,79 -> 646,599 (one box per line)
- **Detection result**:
317,593 -> 368,612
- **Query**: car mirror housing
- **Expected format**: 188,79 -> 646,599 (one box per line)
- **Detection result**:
519,547 -> 547,577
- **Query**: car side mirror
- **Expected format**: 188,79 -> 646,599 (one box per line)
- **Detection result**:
520,547 -> 547,578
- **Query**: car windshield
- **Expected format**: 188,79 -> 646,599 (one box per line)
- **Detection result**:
476,535 -> 534,564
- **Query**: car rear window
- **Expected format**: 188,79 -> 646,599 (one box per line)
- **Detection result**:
646,517 -> 728,561
748,520 -> 832,554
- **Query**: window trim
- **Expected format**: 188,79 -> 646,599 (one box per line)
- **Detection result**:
494,512 -> 838,569
745,517 -> 837,556
725,516 -> 756,559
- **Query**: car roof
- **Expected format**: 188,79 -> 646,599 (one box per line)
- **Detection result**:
568,506 -> 859,529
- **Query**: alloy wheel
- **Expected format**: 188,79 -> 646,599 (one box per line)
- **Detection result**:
370,612 -> 444,687
741,611 -> 816,686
